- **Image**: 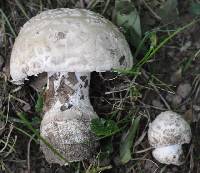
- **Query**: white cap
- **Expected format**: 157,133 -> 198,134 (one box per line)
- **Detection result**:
148,111 -> 191,147
10,8 -> 133,84
148,111 -> 191,165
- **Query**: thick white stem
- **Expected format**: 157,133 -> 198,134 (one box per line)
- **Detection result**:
40,72 -> 98,165
152,144 -> 184,165
44,72 -> 97,119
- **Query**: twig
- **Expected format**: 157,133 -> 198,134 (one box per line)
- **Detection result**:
9,94 -> 29,105
137,101 -> 168,111
142,69 -> 171,110
27,135 -> 35,173
131,157 -> 159,170
3,135 -> 17,158
102,0 -> 111,14
134,147 -> 152,154
0,124 -> 14,153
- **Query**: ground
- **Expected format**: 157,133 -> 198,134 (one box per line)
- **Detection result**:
0,0 -> 200,173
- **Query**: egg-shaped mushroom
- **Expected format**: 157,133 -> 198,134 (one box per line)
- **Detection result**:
148,111 -> 192,165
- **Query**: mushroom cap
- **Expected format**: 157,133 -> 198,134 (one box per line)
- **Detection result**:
40,108 -> 98,165
148,111 -> 191,147
10,8 -> 133,84
152,144 -> 184,165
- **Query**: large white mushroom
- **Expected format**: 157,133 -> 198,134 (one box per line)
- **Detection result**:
148,111 -> 192,165
10,8 -> 133,165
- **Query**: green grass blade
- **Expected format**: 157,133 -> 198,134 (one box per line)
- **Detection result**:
14,125 -> 38,143
0,9 -> 16,37
120,116 -> 140,164
17,112 -> 69,164
15,0 -> 30,20
138,19 -> 198,68
115,18 -> 199,76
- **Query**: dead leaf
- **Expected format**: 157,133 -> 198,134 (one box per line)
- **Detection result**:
29,73 -> 47,92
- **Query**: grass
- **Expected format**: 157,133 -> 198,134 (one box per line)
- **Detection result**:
17,112 -> 70,165
0,9 -> 16,37
0,0 -> 200,172
14,0 -> 30,20
115,18 -> 199,77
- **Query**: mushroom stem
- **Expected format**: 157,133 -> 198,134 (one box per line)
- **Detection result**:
44,72 -> 96,117
152,144 -> 184,165
40,72 -> 98,165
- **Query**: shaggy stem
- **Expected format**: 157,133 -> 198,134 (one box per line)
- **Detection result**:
40,72 -> 98,165
44,72 -> 95,117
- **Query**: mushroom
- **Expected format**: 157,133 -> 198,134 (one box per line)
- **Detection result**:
148,111 -> 192,165
10,8 -> 133,165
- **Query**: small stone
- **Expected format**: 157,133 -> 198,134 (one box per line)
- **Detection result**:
193,105 -> 200,111
113,155 -> 121,166
177,83 -> 192,99
170,68 -> 182,83
166,93 -> 182,106
180,41 -> 191,52
166,93 -> 173,102
180,105 -> 186,111
167,50 -> 175,57
152,99 -> 164,108
172,95 -> 182,106
184,109 -> 193,123
22,104 -> 31,112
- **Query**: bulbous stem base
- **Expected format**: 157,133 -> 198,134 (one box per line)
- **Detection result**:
40,72 -> 98,165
